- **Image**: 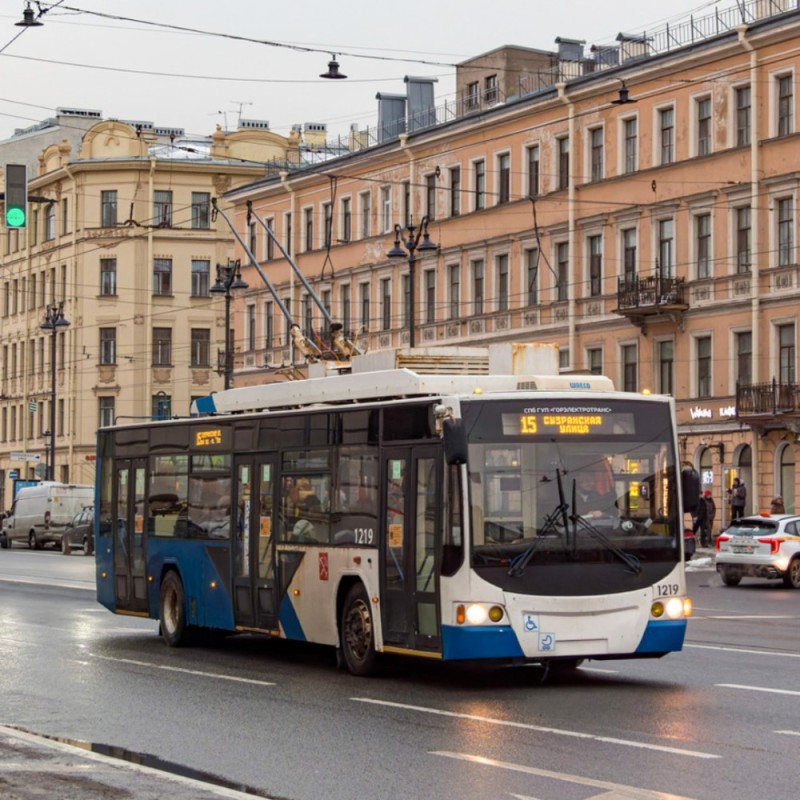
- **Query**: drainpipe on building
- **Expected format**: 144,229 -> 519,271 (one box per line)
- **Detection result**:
557,82 -> 577,371
739,24 -> 760,514
147,158 -> 157,414
280,170 -> 297,359
62,163 -> 79,482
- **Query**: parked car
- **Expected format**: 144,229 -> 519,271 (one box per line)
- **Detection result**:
715,514 -> 800,588
62,506 -> 94,556
1,482 -> 94,550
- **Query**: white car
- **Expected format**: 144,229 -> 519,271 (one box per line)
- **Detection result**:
715,514 -> 800,588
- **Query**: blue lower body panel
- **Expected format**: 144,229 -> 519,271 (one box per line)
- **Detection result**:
279,594 -> 306,641
635,619 -> 687,653
441,625 -> 524,661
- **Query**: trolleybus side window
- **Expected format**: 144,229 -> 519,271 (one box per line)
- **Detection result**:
148,455 -> 188,537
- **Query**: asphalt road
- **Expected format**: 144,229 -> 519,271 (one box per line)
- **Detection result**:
0,547 -> 797,800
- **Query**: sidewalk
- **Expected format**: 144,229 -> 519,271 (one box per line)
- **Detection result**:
0,723 -> 271,800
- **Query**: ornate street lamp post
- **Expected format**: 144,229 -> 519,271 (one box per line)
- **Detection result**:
40,302 -> 70,481
210,259 -> 248,390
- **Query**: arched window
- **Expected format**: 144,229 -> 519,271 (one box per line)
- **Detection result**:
779,443 -> 795,513
737,445 -> 752,514
699,446 -> 713,489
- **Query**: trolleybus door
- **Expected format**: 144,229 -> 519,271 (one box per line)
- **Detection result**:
113,458 -> 148,613
381,448 -> 442,653
232,456 -> 278,630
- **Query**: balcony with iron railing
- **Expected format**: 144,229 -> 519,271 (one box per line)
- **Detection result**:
736,378 -> 800,419
614,273 -> 688,332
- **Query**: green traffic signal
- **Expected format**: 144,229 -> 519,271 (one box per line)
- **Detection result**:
4,163 -> 27,229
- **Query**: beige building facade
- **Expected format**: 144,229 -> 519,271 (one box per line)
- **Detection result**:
226,1 -> 800,529
0,119 -> 290,511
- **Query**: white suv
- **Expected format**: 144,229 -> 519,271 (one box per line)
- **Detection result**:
716,514 -> 800,588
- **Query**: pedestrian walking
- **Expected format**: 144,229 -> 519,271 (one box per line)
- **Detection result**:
704,489 -> 716,542
692,492 -> 709,547
728,477 -> 746,520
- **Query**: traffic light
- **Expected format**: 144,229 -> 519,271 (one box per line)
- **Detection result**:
4,163 -> 27,228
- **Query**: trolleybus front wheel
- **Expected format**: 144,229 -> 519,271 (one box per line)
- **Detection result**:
160,571 -> 187,647
340,583 -> 378,676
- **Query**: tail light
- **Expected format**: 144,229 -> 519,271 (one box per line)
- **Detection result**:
757,537 -> 783,554
715,534 -> 729,551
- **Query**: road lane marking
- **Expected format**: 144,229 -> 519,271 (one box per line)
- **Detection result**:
685,643 -> 800,659
91,654 -> 275,686
775,730 -> 800,736
716,683 -> 800,697
433,751 -> 697,798
353,698 -> 718,759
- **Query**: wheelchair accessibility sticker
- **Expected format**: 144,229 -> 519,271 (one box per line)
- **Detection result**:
522,613 -> 555,651
522,613 -> 539,633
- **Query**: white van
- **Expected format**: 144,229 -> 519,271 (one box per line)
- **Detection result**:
1,482 -> 94,550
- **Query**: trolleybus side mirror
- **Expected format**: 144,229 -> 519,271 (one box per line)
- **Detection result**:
681,467 -> 701,514
443,418 -> 468,465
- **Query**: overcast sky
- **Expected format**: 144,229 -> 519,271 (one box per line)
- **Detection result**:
0,0 -> 737,142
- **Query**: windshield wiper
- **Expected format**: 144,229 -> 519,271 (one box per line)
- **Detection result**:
569,512 -> 642,575
508,468 -> 569,577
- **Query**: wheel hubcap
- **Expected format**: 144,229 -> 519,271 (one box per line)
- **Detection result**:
163,588 -> 178,633
344,600 -> 371,662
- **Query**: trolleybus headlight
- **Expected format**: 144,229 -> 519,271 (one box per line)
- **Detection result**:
466,604 -> 488,625
665,597 -> 684,619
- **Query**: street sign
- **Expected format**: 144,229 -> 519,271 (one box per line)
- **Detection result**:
9,470 -> 18,480
9,452 -> 42,462
29,401 -> 37,412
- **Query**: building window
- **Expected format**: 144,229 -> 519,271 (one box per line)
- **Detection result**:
152,258 -> 172,295
449,166 -> 461,217
151,394 -> 172,420
697,96 -> 711,156
341,197 -> 351,242
527,145 -> 540,196
497,153 -> 510,204
526,248 -> 539,305
402,274 -> 410,329
736,331 -> 752,386
736,86 -> 751,146
153,190 -> 172,226
190,329 -> 210,367
588,235 -> 602,296
466,81 -> 479,110
100,258 -> 117,296
778,74 -> 794,136
360,191 -> 371,239
779,323 -> 796,384
152,328 -> 172,366
496,254 -> 509,310
304,207 -> 314,251
191,259 -> 210,297
339,286 -> 350,334
381,187 -> 392,233
425,269 -> 436,324
99,397 -> 115,428
696,213 -> 711,279
265,301 -> 274,348
484,74 -> 498,104
659,107 -> 675,165
623,229 -> 637,285
472,259 -> 484,315
426,174 -> 436,221
590,128 -> 604,182
558,137 -> 569,190
697,336 -> 712,398
99,328 -> 116,365
448,264 -> 460,320
556,242 -> 568,301
658,219 -> 674,277
778,197 -> 794,266
360,283 -> 370,331
587,348 -> 602,375
101,190 -> 117,227
266,218 -> 275,260
622,344 -> 637,392
322,202 -> 332,248
45,204 -> 56,241
379,277 -> 393,331
285,212 -> 292,256
624,118 -> 638,174
249,222 -> 257,257
244,305 -> 255,351
736,207 -> 751,272
191,192 -> 210,229
403,181 -> 411,226
659,340 -> 674,395
474,160 -> 485,210
61,198 -> 68,235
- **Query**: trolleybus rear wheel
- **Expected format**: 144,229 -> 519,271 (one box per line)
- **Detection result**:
340,583 -> 378,676
160,571 -> 187,647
